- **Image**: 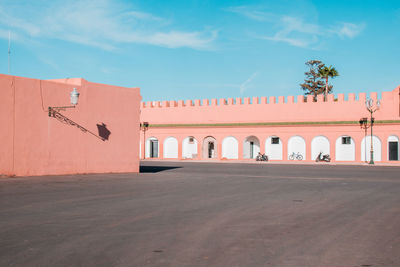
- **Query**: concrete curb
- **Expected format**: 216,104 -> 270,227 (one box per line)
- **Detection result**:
141,159 -> 400,167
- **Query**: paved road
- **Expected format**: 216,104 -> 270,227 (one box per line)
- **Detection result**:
1,161 -> 400,267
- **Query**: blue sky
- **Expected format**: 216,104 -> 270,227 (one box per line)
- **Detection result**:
0,0 -> 399,102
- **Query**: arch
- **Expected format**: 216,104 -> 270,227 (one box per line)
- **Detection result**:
182,136 -> 198,159
288,136 -> 306,160
163,137 -> 178,158
265,136 -> 283,160
146,137 -> 159,158
311,136 -> 330,161
243,136 -> 260,159
388,135 -> 399,161
222,136 -> 239,159
203,136 -> 217,159
361,135 -> 382,162
335,135 -> 355,161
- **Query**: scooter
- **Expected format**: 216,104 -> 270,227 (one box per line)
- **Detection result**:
316,152 -> 331,162
256,153 -> 268,161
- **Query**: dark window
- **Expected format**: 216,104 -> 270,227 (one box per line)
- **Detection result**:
342,136 -> 351,144
189,137 -> 194,144
271,137 -> 280,144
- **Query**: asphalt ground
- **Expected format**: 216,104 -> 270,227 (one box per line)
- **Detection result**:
1,161 -> 400,267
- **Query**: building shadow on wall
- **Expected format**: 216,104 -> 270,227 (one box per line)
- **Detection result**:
97,123 -> 111,141
140,166 -> 181,173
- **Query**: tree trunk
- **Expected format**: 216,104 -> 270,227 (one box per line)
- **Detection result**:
325,77 -> 329,101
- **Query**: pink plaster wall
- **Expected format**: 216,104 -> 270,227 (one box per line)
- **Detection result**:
0,74 -> 141,176
140,86 -> 400,163
141,88 -> 400,124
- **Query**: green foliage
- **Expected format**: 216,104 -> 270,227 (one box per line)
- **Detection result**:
318,65 -> 339,99
318,65 -> 339,80
300,60 -> 330,101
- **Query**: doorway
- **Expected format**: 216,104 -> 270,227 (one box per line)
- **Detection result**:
208,141 -> 215,158
250,141 -> 254,158
203,136 -> 217,159
150,140 -> 158,158
389,141 -> 398,160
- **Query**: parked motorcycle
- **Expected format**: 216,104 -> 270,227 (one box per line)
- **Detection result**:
316,152 -> 331,162
256,153 -> 268,161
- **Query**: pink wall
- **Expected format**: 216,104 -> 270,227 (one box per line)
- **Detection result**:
141,124 -> 400,162
140,86 -> 400,163
141,88 -> 400,124
0,74 -> 141,176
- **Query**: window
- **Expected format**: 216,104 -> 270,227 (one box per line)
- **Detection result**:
271,137 -> 280,144
189,137 -> 194,144
342,136 -> 351,144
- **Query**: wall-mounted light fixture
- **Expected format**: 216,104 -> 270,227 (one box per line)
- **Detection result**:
49,88 -> 80,117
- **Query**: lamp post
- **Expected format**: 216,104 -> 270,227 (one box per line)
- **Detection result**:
48,88 -> 80,117
365,98 -> 380,164
359,117 -> 369,163
140,122 -> 149,159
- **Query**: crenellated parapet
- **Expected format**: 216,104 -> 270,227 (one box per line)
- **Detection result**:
141,92 -> 384,108
141,87 -> 400,125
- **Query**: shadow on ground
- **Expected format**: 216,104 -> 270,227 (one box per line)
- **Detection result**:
139,166 -> 181,173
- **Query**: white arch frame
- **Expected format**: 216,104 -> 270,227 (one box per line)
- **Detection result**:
288,136 -> 306,160
203,136 -> 217,159
182,136 -> 198,159
387,135 -> 399,161
222,136 -> 239,159
146,137 -> 159,158
311,136 -> 330,161
361,135 -> 382,162
265,136 -> 283,160
243,136 -> 260,159
163,136 -> 178,158
335,135 -> 355,161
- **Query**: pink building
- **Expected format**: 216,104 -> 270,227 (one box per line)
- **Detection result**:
0,74 -> 141,176
140,87 -> 400,163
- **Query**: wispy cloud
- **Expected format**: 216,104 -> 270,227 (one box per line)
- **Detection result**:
261,16 -> 320,48
240,72 -> 258,94
226,5 -> 365,49
224,6 -> 276,22
332,22 -> 365,38
0,0 -> 217,50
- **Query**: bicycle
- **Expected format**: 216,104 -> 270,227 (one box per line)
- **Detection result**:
289,152 -> 303,160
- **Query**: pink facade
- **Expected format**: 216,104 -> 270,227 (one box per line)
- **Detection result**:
140,87 -> 400,163
0,74 -> 141,176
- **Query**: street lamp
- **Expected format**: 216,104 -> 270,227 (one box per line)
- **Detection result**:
359,117 -> 369,163
48,88 -> 80,117
365,98 -> 380,164
140,122 -> 149,159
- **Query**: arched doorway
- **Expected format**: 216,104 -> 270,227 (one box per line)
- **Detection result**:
203,136 -> 217,159
288,136 -> 306,160
243,136 -> 260,159
388,135 -> 399,161
335,135 -> 355,161
311,136 -> 330,161
183,136 -> 198,159
163,137 -> 178,158
361,135 -> 382,162
265,136 -> 282,160
146,137 -> 159,158
222,136 -> 238,159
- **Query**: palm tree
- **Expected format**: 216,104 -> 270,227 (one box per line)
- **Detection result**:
318,66 -> 339,100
